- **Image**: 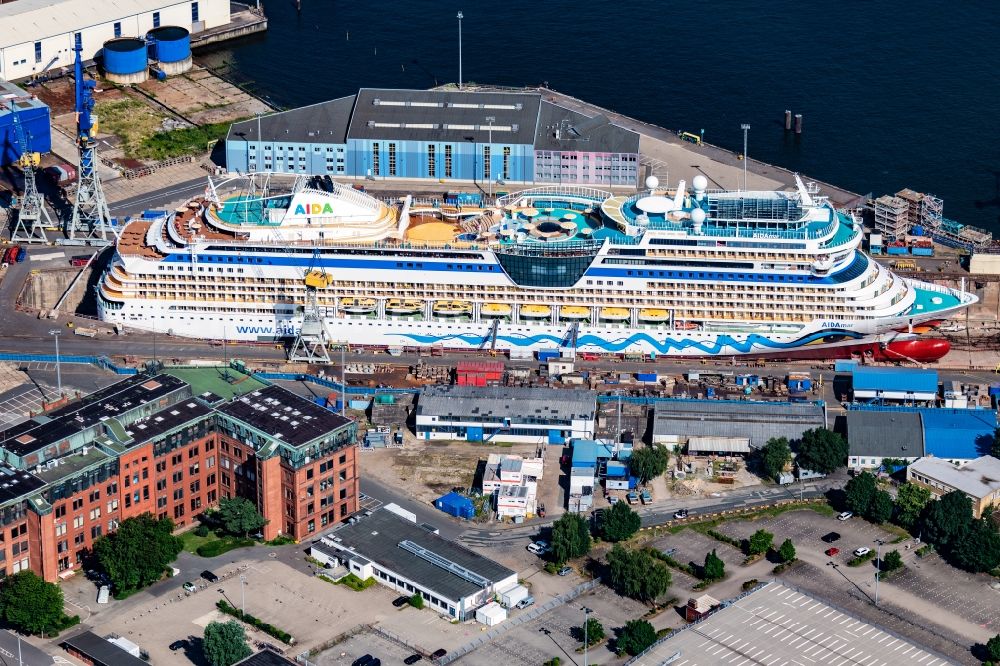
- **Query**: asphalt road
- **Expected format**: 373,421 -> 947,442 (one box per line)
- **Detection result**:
107,176 -> 209,217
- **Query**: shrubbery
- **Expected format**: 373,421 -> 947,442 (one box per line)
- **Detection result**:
216,600 -> 293,644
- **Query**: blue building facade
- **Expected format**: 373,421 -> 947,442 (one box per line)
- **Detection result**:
225,88 -> 639,187
0,81 -> 51,166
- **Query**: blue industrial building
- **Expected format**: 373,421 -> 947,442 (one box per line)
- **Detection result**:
225,88 -> 640,187
850,367 -> 938,404
0,80 -> 50,166
921,408 -> 996,462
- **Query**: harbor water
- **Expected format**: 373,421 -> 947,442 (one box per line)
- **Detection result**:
201,0 -> 1000,231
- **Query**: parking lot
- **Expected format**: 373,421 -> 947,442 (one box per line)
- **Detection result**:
651,529 -> 745,586
633,582 -> 953,666
313,631 -> 417,666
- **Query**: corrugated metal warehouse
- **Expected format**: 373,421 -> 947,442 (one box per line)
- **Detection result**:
0,80 -> 50,166
845,410 -> 924,470
0,0 -> 230,81
846,406 -> 995,467
851,367 -> 938,403
651,399 -> 827,450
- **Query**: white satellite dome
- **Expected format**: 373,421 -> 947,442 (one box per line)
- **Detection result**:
692,174 -> 708,191
690,208 -> 707,224
645,175 -> 659,190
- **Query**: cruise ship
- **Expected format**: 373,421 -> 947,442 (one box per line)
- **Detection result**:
97,172 -> 975,361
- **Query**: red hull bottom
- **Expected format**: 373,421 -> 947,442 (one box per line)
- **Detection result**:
735,338 -> 950,363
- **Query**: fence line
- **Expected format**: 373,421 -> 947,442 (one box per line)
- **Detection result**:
435,578 -> 600,665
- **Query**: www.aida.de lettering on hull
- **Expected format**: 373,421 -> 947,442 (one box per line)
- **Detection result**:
96,173 -> 975,361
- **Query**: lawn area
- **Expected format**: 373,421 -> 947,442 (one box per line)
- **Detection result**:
95,98 -> 167,157
139,121 -> 232,161
180,529 -> 217,554
180,529 -> 255,557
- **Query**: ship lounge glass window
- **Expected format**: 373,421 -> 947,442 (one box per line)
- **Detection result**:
444,145 -> 453,178
427,145 -> 435,176
483,145 -> 491,180
502,146 -> 511,180
371,143 -> 380,175
388,142 -> 397,177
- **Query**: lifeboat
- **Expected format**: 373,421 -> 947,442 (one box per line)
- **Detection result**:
520,304 -> 552,319
638,308 -> 670,323
433,300 -> 472,316
385,299 -> 422,315
559,305 -> 590,321
340,297 -> 377,314
674,320 -> 700,331
599,307 -> 631,322
481,303 -> 513,318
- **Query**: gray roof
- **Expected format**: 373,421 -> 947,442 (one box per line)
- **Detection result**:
652,400 -> 826,449
846,411 -> 924,459
347,88 -> 541,144
330,509 -> 514,601
908,455 -> 1000,499
61,631 -> 146,666
235,651 -> 297,666
534,101 -> 640,153
227,95 -> 357,145
419,385 -> 596,422
687,436 -> 752,454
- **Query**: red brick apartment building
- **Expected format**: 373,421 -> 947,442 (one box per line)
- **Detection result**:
0,368 -> 358,583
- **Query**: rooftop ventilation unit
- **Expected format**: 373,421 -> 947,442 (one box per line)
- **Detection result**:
398,539 -> 491,587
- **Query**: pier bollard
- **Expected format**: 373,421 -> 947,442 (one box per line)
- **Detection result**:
784,110 -> 792,130
794,114 -> 803,134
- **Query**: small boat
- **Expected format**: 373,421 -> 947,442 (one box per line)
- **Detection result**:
520,304 -> 552,319
385,298 -> 422,315
638,308 -> 669,323
599,307 -> 631,322
481,303 -> 513,317
433,300 -> 472,316
559,305 -> 590,321
340,297 -> 377,314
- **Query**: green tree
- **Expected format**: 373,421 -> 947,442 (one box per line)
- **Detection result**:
93,513 -> 182,596
987,633 -> 1000,661
602,501 -> 641,542
703,549 -> 725,580
844,471 -> 877,516
894,482 -> 931,529
217,497 -> 267,538
759,437 -> 791,482
867,490 -> 894,524
0,571 -> 68,635
550,512 -> 591,564
747,529 -> 773,556
949,518 -> 1000,573
409,593 -> 425,609
607,545 -> 671,601
794,428 -> 848,475
920,490 -> 973,548
202,620 -> 252,666
616,619 -> 657,656
778,538 -> 796,563
628,444 -> 670,484
575,617 -> 605,647
881,549 -> 903,572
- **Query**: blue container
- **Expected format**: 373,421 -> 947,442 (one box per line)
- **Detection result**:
103,38 -> 147,75
886,246 -> 909,255
835,360 -> 858,372
911,247 -> 934,256
706,386 -> 715,397
537,350 -> 559,362
988,384 -> 1000,397
636,373 -> 657,383
434,492 -> 475,520
147,26 -> 191,63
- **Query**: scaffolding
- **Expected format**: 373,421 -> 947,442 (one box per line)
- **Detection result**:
873,195 -> 909,240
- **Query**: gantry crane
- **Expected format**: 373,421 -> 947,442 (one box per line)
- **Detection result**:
7,99 -> 52,242
289,249 -> 335,363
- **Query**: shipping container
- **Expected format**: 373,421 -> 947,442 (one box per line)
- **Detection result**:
70,255 -> 92,267
886,246 -> 909,255
537,350 -> 560,362
636,373 -> 658,383
911,247 -> 934,256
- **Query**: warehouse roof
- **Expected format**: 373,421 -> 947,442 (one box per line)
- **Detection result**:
216,385 -> 352,448
0,0 -> 198,46
348,88 -> 541,144
687,436 -> 751,454
534,101 -> 640,153
652,399 -> 826,448
235,651 -> 297,666
921,408 -> 995,460
329,509 -> 515,601
61,630 -> 147,666
852,367 -> 938,394
419,385 -> 596,422
227,95 -> 357,145
845,410 -> 924,459
909,455 -> 1000,499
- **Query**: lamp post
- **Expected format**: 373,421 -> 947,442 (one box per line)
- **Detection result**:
582,606 -> 593,666
485,116 -> 495,196
239,574 -> 247,615
741,123 -> 750,191
49,329 -> 62,396
457,11 -> 464,89
874,539 -> 884,606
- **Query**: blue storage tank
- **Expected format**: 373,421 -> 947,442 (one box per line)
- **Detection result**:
147,26 -> 192,75
102,38 -> 149,84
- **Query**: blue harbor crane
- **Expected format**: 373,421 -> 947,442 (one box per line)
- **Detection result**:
67,36 -> 115,243
6,98 -> 52,242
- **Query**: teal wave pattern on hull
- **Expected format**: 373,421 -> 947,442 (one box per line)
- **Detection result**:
388,329 -> 865,355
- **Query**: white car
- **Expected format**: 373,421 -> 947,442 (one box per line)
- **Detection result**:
182,581 -> 197,593
853,547 -> 871,557
837,511 -> 853,521
526,542 -> 544,555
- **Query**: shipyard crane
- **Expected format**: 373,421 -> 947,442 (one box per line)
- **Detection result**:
67,37 -> 115,243
6,99 -> 52,243
289,249 -> 335,363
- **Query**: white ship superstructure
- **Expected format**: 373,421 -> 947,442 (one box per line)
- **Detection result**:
97,173 -> 975,360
